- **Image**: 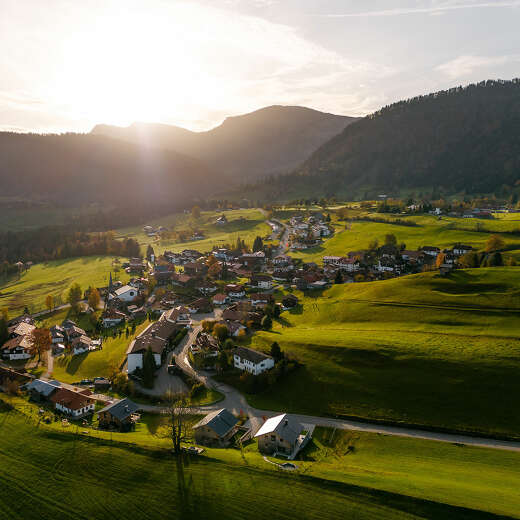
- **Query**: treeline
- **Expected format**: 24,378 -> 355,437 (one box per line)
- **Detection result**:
0,228 -> 140,264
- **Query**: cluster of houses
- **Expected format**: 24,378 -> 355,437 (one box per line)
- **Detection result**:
1,315 -> 36,360
50,319 -> 102,356
287,213 -> 333,251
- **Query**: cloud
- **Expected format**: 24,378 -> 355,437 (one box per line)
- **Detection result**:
322,1 -> 520,18
435,54 -> 519,78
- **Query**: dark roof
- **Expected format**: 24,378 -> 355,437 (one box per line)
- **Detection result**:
98,398 -> 140,421
129,320 -> 180,354
193,408 -> 237,437
234,346 -> 272,364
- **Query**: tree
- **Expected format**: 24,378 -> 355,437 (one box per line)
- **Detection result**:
191,205 -> 201,219
213,323 -> 228,341
67,283 -> 82,313
272,304 -> 281,318
88,287 -> 101,310
252,236 -> 263,252
261,315 -> 272,330
45,294 -> 54,312
485,234 -> 505,253
334,271 -> 343,284
30,328 -> 52,366
164,391 -> 192,454
218,350 -> 229,371
270,341 -> 283,362
459,251 -> 479,268
146,244 -> 155,261
384,234 -> 397,246
142,346 -> 156,388
435,252 -> 446,269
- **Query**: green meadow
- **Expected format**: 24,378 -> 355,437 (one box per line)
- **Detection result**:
0,256 -> 127,317
116,208 -> 271,256
285,212 -> 520,263
246,268 -> 520,438
1,403 -> 520,519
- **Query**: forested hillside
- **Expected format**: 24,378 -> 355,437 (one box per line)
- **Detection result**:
92,106 -> 356,181
0,132 -> 216,208
247,80 -> 520,200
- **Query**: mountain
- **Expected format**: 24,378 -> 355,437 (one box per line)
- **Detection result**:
92,106 -> 356,181
251,79 -> 520,200
0,132 -> 215,208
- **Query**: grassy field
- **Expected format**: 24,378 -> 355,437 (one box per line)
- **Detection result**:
0,256 -> 127,318
1,402 -> 519,519
283,211 -> 520,264
116,209 -> 271,256
245,267 -> 520,438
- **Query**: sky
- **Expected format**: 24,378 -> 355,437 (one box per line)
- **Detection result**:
1,0 -> 519,133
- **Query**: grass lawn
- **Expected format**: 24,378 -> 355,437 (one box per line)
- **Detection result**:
0,256 -> 128,318
245,267 -> 520,438
283,211 -> 520,264
116,208 -> 271,256
1,401 -> 519,519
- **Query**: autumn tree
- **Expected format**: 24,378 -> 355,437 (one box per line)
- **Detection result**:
435,252 -> 446,268
88,287 -> 101,310
164,391 -> 192,454
67,283 -> 83,313
30,328 -> 52,366
213,323 -> 228,341
485,234 -> 505,253
45,294 -> 54,312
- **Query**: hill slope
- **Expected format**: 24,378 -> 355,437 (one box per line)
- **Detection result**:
251,80 -> 520,199
0,132 -> 215,208
92,106 -> 356,181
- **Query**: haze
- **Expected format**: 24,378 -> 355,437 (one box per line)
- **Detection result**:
1,0 -> 519,133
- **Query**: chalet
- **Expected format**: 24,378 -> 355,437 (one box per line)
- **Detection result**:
281,294 -> 298,309
152,265 -> 175,285
66,325 -> 87,341
61,319 -> 77,331
308,280 -> 329,290
191,332 -> 219,356
7,314 -> 34,328
181,249 -> 203,260
401,250 -> 425,263
187,298 -> 212,314
25,379 -> 61,402
127,305 -> 146,320
249,293 -> 274,307
164,251 -> 184,265
71,335 -> 93,355
171,273 -> 195,287
129,257 -> 145,273
254,414 -> 311,458
212,293 -> 229,306
323,256 -> 341,266
164,306 -> 192,326
273,254 -> 291,266
193,408 -> 238,447
240,252 -> 265,269
222,307 -> 246,322
126,319 -> 180,373
101,309 -> 127,328
453,244 -> 473,256
197,282 -> 217,295
233,346 -> 274,375
51,387 -> 95,417
50,325 -> 66,344
220,320 -> 246,337
421,246 -> 440,257
250,274 -> 274,290
337,257 -> 360,272
8,321 -> 35,339
225,284 -> 246,299
110,285 -> 139,302
1,335 -> 32,360
98,398 -> 140,431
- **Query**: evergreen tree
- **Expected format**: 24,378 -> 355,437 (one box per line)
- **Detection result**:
142,346 -> 156,388
270,341 -> 282,362
252,236 -> 263,252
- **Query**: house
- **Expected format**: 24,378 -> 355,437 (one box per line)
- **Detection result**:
249,293 -> 274,307
152,265 -> 175,285
94,378 -> 111,392
221,320 -> 246,337
66,325 -> 87,341
281,294 -> 298,309
337,257 -> 360,272
183,262 -> 207,277
164,306 -> 192,326
197,281 -> 217,295
51,387 -> 95,417
191,332 -> 220,356
250,274 -> 274,290
421,246 -> 440,257
193,408 -> 238,447
1,335 -> 32,360
52,343 -> 66,356
98,398 -> 140,431
215,215 -> 228,225
225,284 -> 246,299
273,254 -> 291,266
172,273 -> 195,287
25,379 -> 61,402
129,257 -> 145,273
7,314 -> 34,328
61,319 -> 77,331
308,280 -> 329,290
453,244 -> 473,256
240,252 -> 265,269
233,346 -> 274,375
126,320 -> 180,373
213,248 -> 234,262
101,309 -> 127,328
187,298 -> 212,314
8,321 -> 35,339
254,414 -> 311,458
213,293 -> 229,306
50,325 -> 66,344
110,285 -> 139,302
71,335 -> 93,355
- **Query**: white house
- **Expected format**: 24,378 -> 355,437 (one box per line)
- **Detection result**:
453,244 -> 473,256
233,346 -> 274,375
71,335 -> 93,356
110,285 -> 139,302
50,388 -> 95,417
250,275 -> 274,290
101,309 -> 127,328
1,335 -> 32,360
225,284 -> 246,299
212,293 -> 229,306
164,306 -> 192,326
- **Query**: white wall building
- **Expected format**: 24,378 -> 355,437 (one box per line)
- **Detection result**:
233,347 -> 274,375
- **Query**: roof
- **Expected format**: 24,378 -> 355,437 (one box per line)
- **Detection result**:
234,346 -> 272,365
213,293 -> 227,301
254,414 -> 303,445
2,335 -> 32,352
114,285 -> 136,296
50,387 -> 93,410
8,321 -> 35,337
129,320 -> 181,355
98,398 -> 140,421
26,379 -> 61,397
72,335 -> 92,347
193,408 -> 237,437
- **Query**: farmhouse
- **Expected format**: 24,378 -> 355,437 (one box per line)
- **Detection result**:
50,387 -> 95,417
1,335 -> 32,360
164,306 -> 192,326
50,325 -> 66,344
225,284 -> 246,299
25,379 -> 61,402
110,284 -> 139,302
254,414 -> 312,458
250,274 -> 274,290
193,408 -> 238,447
98,398 -> 140,431
71,335 -> 93,355
101,309 -> 127,328
212,293 -> 229,306
233,346 -> 274,375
